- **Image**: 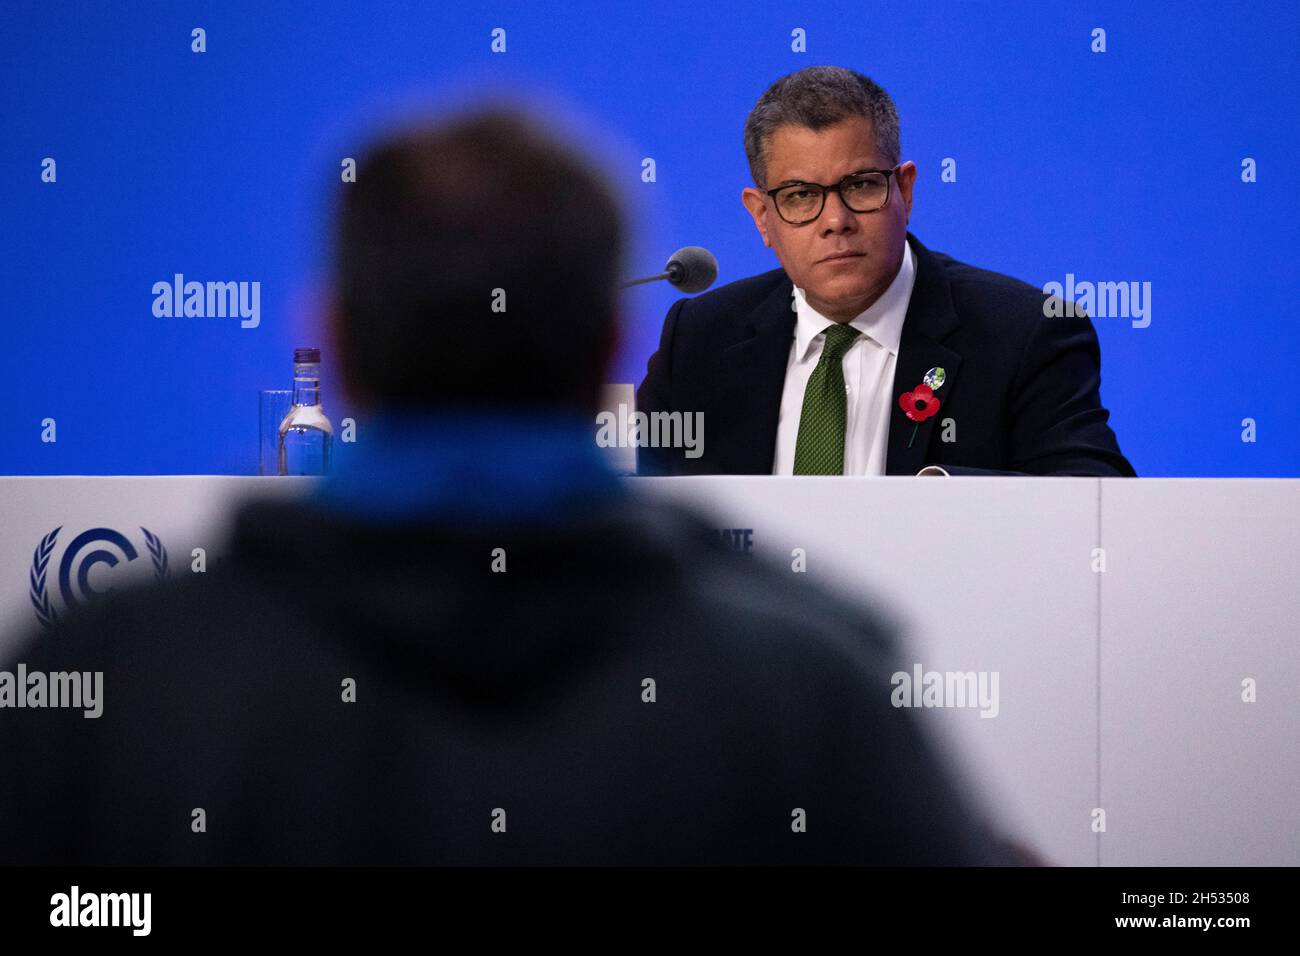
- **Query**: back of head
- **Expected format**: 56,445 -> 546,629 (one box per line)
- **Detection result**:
333,106 -> 626,411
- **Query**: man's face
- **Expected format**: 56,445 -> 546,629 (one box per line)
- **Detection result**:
742,117 -> 916,323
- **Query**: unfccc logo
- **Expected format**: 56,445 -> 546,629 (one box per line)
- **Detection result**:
29,526 -> 169,628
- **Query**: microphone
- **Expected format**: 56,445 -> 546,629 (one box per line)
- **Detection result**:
622,246 -> 718,293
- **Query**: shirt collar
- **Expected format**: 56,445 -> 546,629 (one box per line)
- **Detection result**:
311,405 -> 622,525
790,238 -> 916,362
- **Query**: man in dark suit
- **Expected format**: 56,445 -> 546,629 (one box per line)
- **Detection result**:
638,66 -> 1135,478
0,106 -> 1028,866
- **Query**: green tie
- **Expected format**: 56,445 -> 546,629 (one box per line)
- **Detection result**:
793,323 -> 861,475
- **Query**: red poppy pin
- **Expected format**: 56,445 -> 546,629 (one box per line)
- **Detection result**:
898,367 -> 945,448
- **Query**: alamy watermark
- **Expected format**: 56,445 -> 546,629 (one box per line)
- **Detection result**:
152,273 -> 260,328
595,403 -> 704,459
50,886 -> 150,935
1042,274 -> 1151,328
0,664 -> 103,718
890,664 -> 999,718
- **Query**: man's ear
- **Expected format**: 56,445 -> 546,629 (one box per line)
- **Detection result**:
323,290 -> 369,412
897,160 -> 918,222
741,187 -> 772,248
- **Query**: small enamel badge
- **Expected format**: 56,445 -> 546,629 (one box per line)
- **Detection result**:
923,367 -> 946,390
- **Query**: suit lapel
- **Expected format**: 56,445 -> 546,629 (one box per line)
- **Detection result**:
712,276 -> 796,474
886,234 -> 964,475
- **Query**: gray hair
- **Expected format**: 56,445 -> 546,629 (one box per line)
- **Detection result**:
743,66 -> 901,189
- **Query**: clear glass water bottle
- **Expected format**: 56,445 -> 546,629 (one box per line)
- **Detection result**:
277,347 -> 333,475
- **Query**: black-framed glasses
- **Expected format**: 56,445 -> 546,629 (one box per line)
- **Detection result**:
765,167 -> 900,224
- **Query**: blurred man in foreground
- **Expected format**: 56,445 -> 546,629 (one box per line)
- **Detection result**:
0,104 -> 1028,865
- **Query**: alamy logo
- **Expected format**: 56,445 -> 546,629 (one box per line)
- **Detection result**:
30,526 -> 168,628
152,273 -> 261,328
0,664 -> 103,718
1041,274 -> 1152,328
595,403 -> 704,459
50,886 -> 150,936
890,664 -> 1000,718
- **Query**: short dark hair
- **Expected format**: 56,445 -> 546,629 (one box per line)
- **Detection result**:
333,107 -> 625,409
743,66 -> 901,188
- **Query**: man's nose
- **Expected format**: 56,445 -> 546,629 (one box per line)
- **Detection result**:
820,189 -> 858,232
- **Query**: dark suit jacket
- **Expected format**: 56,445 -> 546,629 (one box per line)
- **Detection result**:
637,233 -> 1135,477
0,492 -> 1023,865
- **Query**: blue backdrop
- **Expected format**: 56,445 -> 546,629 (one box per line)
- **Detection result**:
2,0 -> 1296,476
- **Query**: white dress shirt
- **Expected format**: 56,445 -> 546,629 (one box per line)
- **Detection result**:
773,239 -> 918,475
